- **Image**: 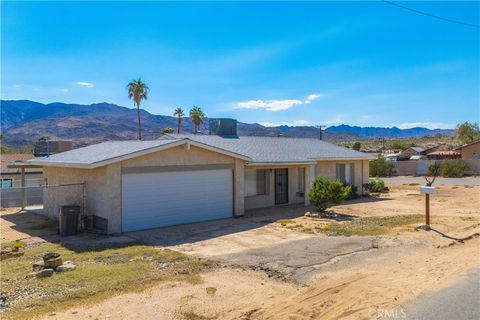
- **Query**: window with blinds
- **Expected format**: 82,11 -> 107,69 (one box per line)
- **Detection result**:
336,163 -> 355,185
245,169 -> 267,196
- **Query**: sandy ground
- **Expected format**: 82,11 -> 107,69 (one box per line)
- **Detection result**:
0,207 -> 57,243
23,183 -> 480,319
42,268 -> 300,320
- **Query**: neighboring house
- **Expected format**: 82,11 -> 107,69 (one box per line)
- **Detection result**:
400,147 -> 425,158
1,154 -> 43,188
455,141 -> 480,160
28,133 -> 374,234
426,150 -> 461,160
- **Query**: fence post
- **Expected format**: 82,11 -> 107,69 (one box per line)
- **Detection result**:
21,168 -> 26,209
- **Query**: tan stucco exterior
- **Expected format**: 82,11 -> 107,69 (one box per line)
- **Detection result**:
42,143 -> 371,234
459,141 -> 480,160
43,145 -> 244,233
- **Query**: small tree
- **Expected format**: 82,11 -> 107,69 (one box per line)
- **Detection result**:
162,127 -> 174,134
370,158 -> 394,177
308,177 -> 351,215
352,141 -> 361,151
455,122 -> 480,145
425,163 -> 440,186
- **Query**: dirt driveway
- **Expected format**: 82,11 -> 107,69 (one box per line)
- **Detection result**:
127,206 -> 375,283
0,207 -> 57,243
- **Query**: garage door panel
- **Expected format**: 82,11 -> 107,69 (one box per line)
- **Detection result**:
122,169 -> 232,231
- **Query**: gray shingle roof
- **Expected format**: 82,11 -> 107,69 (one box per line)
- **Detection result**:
29,140 -> 181,167
162,134 -> 375,163
29,135 -> 374,168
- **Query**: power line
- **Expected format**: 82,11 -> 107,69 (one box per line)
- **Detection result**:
382,1 -> 480,28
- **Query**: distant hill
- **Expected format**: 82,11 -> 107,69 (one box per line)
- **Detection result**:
0,100 -> 454,146
326,124 -> 454,139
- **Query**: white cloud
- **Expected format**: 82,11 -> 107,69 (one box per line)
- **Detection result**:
62,89 -> 69,93
76,81 -> 95,88
306,93 -> 323,101
397,122 -> 453,129
235,99 -> 303,112
258,120 -> 313,127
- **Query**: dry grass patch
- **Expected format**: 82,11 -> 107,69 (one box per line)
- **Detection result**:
317,215 -> 424,236
0,242 -> 215,320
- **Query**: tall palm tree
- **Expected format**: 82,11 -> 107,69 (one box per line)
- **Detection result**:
189,106 -> 205,133
173,107 -> 185,134
127,79 -> 149,140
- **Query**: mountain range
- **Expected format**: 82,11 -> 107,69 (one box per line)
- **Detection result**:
0,100 -> 455,147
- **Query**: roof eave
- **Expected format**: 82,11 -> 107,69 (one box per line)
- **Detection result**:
28,139 -> 251,169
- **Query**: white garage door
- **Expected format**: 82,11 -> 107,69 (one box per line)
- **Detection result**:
122,169 -> 233,232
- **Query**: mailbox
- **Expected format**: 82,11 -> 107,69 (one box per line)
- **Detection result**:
420,186 -> 437,194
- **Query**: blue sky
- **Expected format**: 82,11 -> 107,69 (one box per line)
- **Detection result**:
2,1 -> 479,129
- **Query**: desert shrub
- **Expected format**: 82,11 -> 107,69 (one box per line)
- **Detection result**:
308,177 -> 351,212
439,160 -> 470,178
370,158 -> 394,177
363,178 -> 388,193
344,184 -> 359,199
352,142 -> 361,151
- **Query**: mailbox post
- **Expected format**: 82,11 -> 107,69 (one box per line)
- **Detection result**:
420,186 -> 437,228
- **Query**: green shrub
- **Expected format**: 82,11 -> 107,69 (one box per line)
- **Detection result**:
308,177 -> 351,212
370,158 -> 394,177
363,178 -> 388,193
439,160 -> 470,178
344,184 -> 359,199
352,142 -> 361,151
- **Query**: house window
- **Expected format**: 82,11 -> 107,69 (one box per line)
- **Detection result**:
298,168 -> 305,193
1,178 -> 13,188
336,163 -> 355,185
474,152 -> 480,160
245,169 -> 268,196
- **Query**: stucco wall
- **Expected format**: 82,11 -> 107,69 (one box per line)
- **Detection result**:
461,142 -> 480,160
244,166 -> 307,210
43,144 -> 244,234
315,160 -> 369,195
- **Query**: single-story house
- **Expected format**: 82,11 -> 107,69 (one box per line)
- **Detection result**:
1,154 -> 43,188
27,134 -> 375,234
426,150 -> 461,160
400,147 -> 425,158
455,140 -> 480,160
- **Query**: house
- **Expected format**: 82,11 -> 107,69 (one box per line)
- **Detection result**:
400,147 -> 425,158
27,132 -> 374,234
426,150 -> 461,160
1,154 -> 43,188
455,140 -> 480,160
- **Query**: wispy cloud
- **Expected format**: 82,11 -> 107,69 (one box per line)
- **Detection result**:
304,93 -> 324,104
61,89 -> 69,93
258,120 -> 313,127
76,81 -> 95,88
236,99 -> 303,111
397,122 -> 453,129
235,93 -> 324,111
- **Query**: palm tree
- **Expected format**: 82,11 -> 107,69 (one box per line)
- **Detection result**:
189,106 -> 205,133
127,79 -> 149,140
173,107 -> 185,134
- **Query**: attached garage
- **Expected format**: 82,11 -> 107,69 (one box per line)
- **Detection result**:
121,166 -> 233,232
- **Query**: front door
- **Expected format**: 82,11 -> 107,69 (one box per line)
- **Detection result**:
274,168 -> 288,205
